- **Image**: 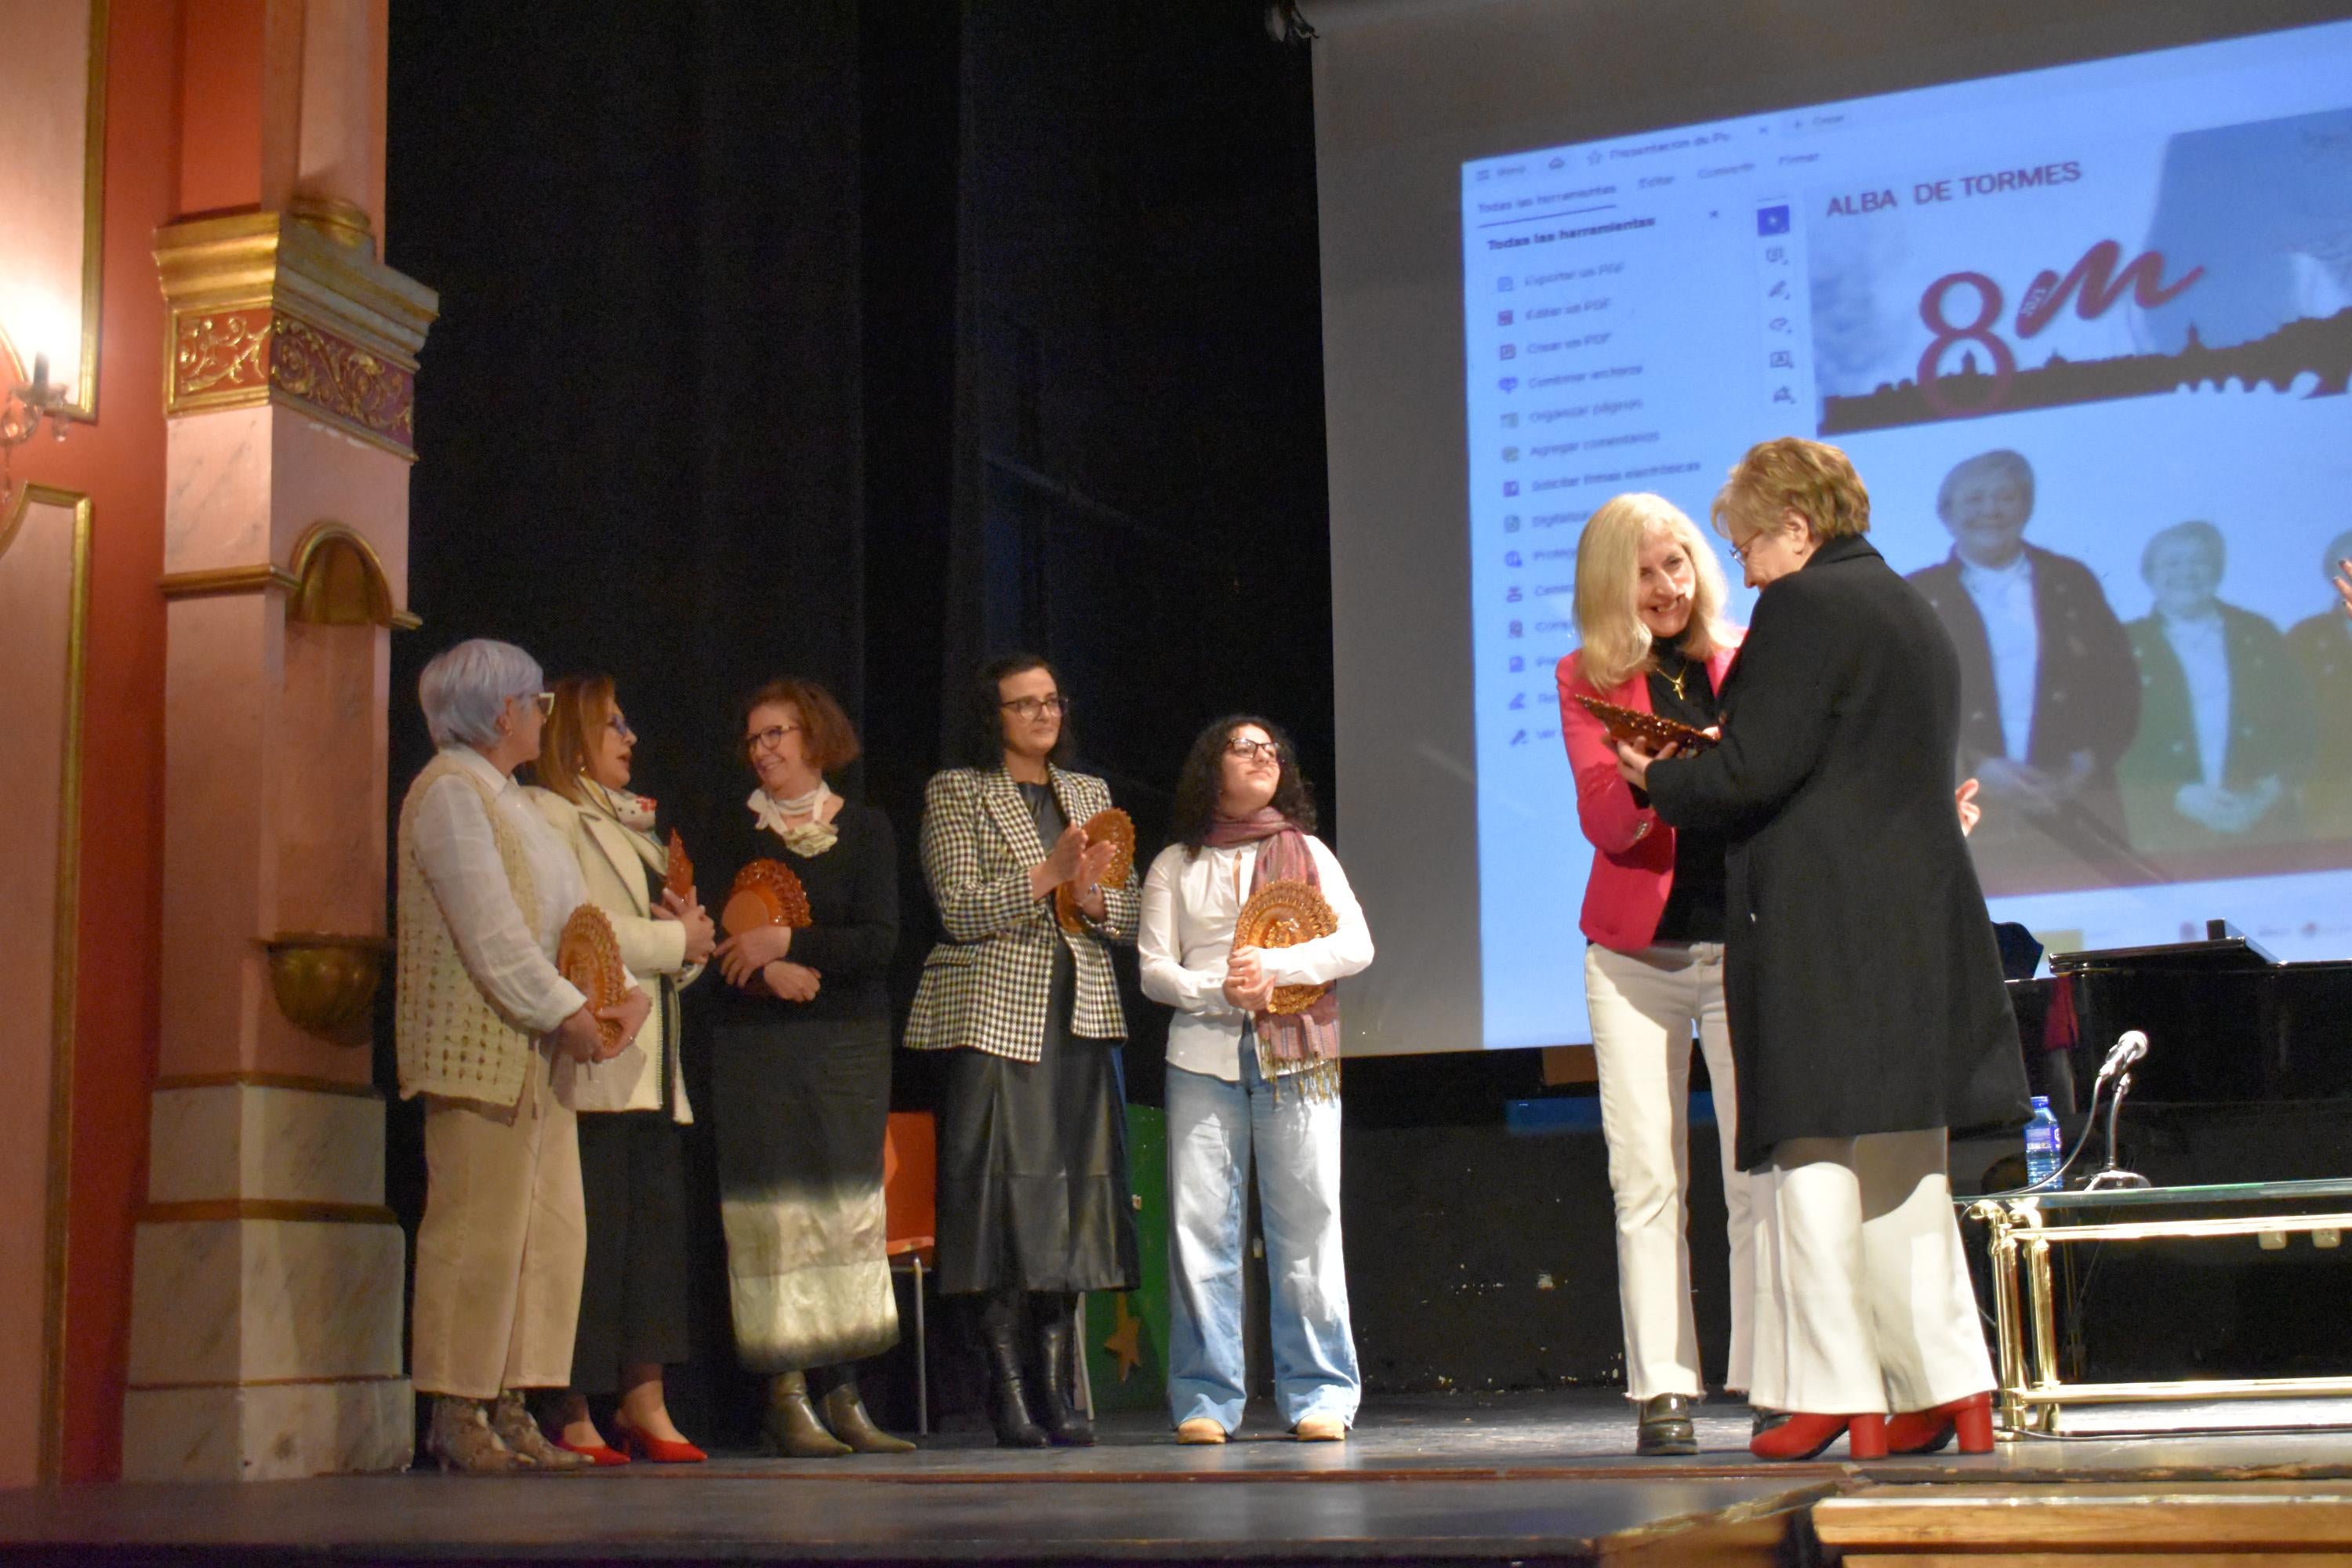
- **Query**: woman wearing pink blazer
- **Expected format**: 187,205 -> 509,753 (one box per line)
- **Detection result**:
1555,492 -> 1755,1457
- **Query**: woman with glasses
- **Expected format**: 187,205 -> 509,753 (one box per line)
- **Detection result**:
1618,438 -> 2026,1461
704,677 -> 913,1457
524,677 -> 716,1464
397,641 -> 650,1472
907,654 -> 1141,1447
1555,492 -> 1755,1457
1138,717 -> 1373,1445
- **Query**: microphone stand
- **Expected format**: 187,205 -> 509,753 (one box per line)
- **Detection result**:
2080,1064 -> 2151,1192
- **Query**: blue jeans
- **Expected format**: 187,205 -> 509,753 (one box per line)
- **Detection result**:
1165,1049 -> 1360,1432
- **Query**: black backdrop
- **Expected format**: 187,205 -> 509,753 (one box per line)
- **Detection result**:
382,0 -> 1351,1439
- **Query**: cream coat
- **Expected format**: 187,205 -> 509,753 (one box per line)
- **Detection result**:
528,787 -> 702,1120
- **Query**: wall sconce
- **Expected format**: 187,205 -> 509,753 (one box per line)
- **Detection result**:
2,353 -> 72,510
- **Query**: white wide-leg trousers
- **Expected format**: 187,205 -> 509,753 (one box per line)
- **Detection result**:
1748,1128 -> 1994,1414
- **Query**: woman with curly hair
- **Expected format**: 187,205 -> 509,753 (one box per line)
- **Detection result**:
1138,716 -> 1373,1444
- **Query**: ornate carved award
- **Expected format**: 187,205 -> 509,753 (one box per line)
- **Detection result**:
1232,878 -> 1338,1015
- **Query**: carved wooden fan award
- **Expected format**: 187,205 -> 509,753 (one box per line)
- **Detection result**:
1575,694 -> 1719,755
721,858 -> 815,935
663,829 -> 695,903
557,905 -> 630,1056
1054,808 -> 1137,935
1232,877 -> 1338,1015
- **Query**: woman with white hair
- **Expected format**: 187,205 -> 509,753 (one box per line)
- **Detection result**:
397,638 -> 650,1473
1555,492 -> 1755,1455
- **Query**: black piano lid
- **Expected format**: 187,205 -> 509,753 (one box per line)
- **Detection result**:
2049,919 -> 2281,975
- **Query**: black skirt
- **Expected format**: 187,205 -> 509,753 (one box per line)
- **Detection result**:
936,936 -> 1141,1296
710,1015 -> 900,1371
569,1111 -> 692,1391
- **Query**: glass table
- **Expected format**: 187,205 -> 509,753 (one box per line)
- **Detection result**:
1965,1179 -> 2352,1436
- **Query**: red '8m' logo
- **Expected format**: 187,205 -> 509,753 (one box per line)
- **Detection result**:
1917,241 -> 2205,416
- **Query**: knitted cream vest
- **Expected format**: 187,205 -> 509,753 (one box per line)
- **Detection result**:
395,753 -> 542,1103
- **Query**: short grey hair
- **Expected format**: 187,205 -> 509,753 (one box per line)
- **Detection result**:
1936,448 -> 2034,519
419,638 -> 544,750
2140,519 -> 2225,583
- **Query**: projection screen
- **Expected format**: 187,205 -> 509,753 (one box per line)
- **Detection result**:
1312,0 -> 2352,1056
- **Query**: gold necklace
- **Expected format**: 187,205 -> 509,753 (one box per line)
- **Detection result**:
1658,652 -> 1690,702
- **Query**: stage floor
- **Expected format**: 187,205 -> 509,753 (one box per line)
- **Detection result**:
2,1389 -> 2347,1566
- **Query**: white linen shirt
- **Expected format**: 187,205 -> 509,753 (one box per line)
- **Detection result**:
1959,553 -> 2039,761
410,746 -> 602,1036
2162,612 -> 2233,788
1138,834 -> 1374,1083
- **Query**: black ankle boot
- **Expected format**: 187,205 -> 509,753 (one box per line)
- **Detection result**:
982,1303 -> 1049,1449
1032,1298 -> 1094,1446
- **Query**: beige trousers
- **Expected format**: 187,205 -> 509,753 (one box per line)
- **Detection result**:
411,1048 -> 585,1398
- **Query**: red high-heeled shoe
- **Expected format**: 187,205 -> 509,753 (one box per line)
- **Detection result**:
1749,1411 -> 1888,1461
549,1432 -> 630,1466
1884,1392 -> 1994,1455
612,1417 -> 707,1465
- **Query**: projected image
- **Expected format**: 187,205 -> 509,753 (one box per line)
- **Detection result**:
1460,20 -> 2352,1049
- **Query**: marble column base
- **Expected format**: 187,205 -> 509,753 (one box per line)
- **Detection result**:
125,1083 -> 412,1480
122,1377 -> 412,1482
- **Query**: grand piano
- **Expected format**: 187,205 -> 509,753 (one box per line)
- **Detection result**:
2009,919 -> 2352,1113
1983,920 -> 2352,1399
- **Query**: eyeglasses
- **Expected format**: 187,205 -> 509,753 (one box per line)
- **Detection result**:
746,722 -> 802,754
530,691 -> 556,717
1000,695 -> 1069,720
606,715 -> 637,743
1728,534 -> 1765,566
1226,738 -> 1279,762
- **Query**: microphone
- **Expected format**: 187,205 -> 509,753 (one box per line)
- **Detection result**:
2096,1029 -> 2149,1083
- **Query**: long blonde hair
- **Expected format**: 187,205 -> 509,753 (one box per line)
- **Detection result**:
1572,493 -> 1733,691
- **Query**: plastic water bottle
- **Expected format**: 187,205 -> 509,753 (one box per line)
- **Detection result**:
2024,1096 -> 2063,1189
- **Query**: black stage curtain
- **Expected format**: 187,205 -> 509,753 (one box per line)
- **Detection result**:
382,0 -> 1331,1439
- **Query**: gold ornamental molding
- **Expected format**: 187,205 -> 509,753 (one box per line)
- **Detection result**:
158,520 -> 422,630
154,212 -> 439,462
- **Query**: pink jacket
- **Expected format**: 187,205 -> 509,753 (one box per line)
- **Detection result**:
1555,633 -> 1743,953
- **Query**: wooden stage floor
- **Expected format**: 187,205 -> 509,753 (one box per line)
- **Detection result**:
2,1390 -> 2347,1566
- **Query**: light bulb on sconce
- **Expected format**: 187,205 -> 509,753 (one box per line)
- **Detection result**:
1,350 -> 71,510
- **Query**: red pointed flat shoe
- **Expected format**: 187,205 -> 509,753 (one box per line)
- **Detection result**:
550,1433 -> 630,1466
612,1417 -> 707,1465
1885,1392 -> 1994,1455
1749,1411 -> 1888,1461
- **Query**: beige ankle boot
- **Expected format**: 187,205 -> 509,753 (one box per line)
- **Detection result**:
763,1370 -> 851,1457
821,1381 -> 916,1454
426,1396 -> 525,1474
491,1391 -> 590,1470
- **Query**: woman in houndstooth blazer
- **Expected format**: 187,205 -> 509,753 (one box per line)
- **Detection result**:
906,654 -> 1142,1448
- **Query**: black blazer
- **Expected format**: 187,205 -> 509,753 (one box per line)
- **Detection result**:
1907,544 -> 2140,780
1647,534 -> 2029,1170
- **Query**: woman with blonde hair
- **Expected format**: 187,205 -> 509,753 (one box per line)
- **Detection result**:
1555,492 -> 1754,1455
526,676 -> 716,1463
1618,437 -> 2026,1461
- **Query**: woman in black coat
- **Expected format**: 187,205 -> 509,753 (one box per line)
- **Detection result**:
1618,437 -> 2028,1463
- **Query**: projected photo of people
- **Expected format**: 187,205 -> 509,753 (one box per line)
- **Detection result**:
2287,528 -> 2352,840
2116,521 -> 2313,864
1907,450 -> 2140,893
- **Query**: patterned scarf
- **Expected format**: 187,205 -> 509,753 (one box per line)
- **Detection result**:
748,782 -> 839,856
1208,808 -> 1342,1102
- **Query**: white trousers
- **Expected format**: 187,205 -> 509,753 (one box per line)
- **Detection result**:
1583,942 -> 1755,1400
1748,1129 -> 1994,1414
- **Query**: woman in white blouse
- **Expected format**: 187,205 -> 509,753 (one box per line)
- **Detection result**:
1138,717 -> 1374,1444
396,640 -> 649,1473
